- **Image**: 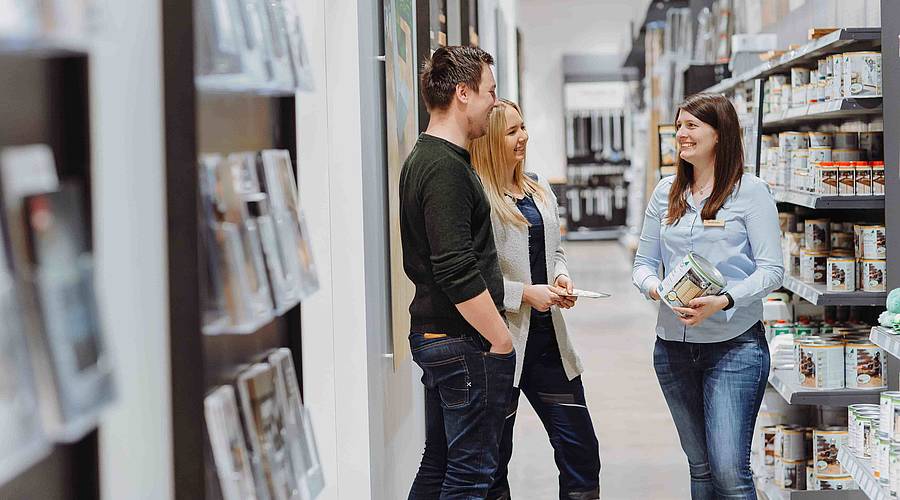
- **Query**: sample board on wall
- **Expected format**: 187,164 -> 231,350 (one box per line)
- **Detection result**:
383,0 -> 418,367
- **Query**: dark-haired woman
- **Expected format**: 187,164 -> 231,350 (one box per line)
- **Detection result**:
632,93 -> 783,499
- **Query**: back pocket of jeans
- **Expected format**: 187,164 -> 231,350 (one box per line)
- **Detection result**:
420,356 -> 470,409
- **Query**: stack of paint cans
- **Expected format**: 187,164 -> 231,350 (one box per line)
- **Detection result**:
854,224 -> 887,293
810,427 -> 857,490
794,325 -> 886,391
875,392 -> 900,491
758,119 -> 883,195
774,424 -> 811,489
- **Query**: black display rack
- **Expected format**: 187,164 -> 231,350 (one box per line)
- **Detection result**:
162,1 -> 304,498
0,43 -> 99,499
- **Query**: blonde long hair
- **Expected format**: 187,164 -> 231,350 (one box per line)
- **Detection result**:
471,99 -> 547,227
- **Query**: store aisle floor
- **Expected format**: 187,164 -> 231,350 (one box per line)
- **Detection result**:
507,240 -> 691,500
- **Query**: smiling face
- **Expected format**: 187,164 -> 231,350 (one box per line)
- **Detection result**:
675,109 -> 718,164
466,64 -> 498,139
503,105 -> 528,170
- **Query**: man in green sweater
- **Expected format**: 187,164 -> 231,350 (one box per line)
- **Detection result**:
400,46 -> 514,499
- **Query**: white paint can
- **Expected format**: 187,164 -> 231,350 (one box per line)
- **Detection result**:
837,164 -> 856,196
804,219 -> 830,252
833,132 -> 859,150
832,148 -> 861,162
826,257 -> 855,292
846,343 -> 885,389
843,51 -> 882,97
862,259 -> 887,292
808,147 -> 832,164
800,342 -> 844,390
816,475 -> 857,490
880,392 -> 900,437
800,250 -> 828,284
778,425 -> 808,461
873,162 -> 885,194
814,427 -> 849,477
778,459 -> 806,490
861,225 -> 887,259
657,253 -> 726,309
809,131 -> 833,148
855,162 -> 873,195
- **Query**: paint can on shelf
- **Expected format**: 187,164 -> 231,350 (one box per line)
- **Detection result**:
880,392 -> 900,437
833,149 -> 862,162
862,259 -> 887,292
831,232 -> 853,251
816,474 -> 857,490
777,459 -> 806,490
778,425 -> 808,461
826,257 -> 855,292
872,161 -> 885,194
816,162 -> 838,195
800,249 -> 828,284
799,342 -> 844,390
854,161 -> 872,195
845,343 -> 885,390
833,132 -> 859,150
843,51 -> 882,97
809,131 -> 833,148
861,225 -> 886,260
837,162 -> 856,195
814,427 -> 849,476
804,219 -> 830,252
657,253 -> 726,309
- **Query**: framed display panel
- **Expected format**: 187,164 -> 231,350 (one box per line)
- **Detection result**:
460,0 -> 479,47
163,0 -> 306,497
383,0 -> 418,366
657,124 -> 677,177
415,0 -> 448,132
0,51 -> 100,499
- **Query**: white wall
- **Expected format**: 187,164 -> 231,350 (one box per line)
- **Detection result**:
296,0 -> 427,498
91,0 -> 171,498
478,0 -> 520,103
518,0 -> 648,180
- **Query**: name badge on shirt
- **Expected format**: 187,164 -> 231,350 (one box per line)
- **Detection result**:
703,219 -> 725,227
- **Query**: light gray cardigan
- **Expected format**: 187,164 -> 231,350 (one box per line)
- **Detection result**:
491,174 -> 584,387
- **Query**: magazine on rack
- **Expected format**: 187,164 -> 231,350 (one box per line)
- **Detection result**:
195,0 -> 248,87
258,150 -> 319,300
0,146 -> 113,441
205,385 -> 259,500
260,0 -> 298,91
229,152 -> 299,313
21,183 -> 115,437
199,154 -> 274,334
237,363 -> 299,500
268,348 -> 324,498
0,209 -> 50,485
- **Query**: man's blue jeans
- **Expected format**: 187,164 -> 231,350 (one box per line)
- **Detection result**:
408,332 -> 516,500
653,322 -> 769,500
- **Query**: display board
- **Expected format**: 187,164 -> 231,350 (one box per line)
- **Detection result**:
383,0 -> 418,366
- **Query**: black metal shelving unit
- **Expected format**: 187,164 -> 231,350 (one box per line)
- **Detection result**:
0,39 -> 99,500
162,1 -> 304,497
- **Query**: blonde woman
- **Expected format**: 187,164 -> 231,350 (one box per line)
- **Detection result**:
471,99 -> 600,500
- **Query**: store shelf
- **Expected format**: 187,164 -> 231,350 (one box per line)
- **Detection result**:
769,369 -> 881,406
837,448 -> 889,500
870,326 -> 900,359
755,475 -> 866,499
701,28 -> 881,94
762,98 -> 882,129
0,36 -> 89,57
772,189 -> 885,210
783,274 -> 887,306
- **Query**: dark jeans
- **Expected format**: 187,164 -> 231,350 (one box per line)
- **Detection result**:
653,322 -> 769,500
488,319 -> 601,500
408,332 -> 516,500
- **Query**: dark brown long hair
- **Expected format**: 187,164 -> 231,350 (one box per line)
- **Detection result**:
666,93 -> 744,224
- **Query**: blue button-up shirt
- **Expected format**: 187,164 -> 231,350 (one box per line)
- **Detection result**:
632,174 -> 784,343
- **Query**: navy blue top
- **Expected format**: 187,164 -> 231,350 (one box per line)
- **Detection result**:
515,194 -> 553,327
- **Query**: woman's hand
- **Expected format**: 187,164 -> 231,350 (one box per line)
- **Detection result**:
524,284 -> 565,312
649,288 -> 661,301
671,295 -> 730,327
554,275 -> 576,309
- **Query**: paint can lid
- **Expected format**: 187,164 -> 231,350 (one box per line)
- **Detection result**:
686,252 -> 726,288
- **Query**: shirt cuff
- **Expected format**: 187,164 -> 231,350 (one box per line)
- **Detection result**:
639,275 -> 661,300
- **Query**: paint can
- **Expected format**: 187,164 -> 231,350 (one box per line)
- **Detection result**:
778,425 -> 808,461
837,163 -> 856,195
808,147 -> 832,165
833,132 -> 859,150
861,225 -> 887,260
799,342 -> 844,390
778,459 -> 807,490
657,253 -> 726,309
816,475 -> 857,490
826,257 -> 855,292
814,427 -> 849,477
809,131 -> 833,148
816,162 -> 838,195
855,162 -> 872,195
880,392 -> 900,437
804,219 -> 830,252
833,149 -> 862,162
831,232 -> 853,251
800,250 -> 828,284
846,343 -> 885,390
873,161 -> 885,194
843,51 -> 882,97
862,259 -> 886,292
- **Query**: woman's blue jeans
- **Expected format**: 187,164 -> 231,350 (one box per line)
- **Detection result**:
653,322 -> 769,500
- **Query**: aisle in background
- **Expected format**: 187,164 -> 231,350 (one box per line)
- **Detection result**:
507,241 -> 690,499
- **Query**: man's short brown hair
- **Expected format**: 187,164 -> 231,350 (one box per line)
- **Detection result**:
420,46 -> 494,111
